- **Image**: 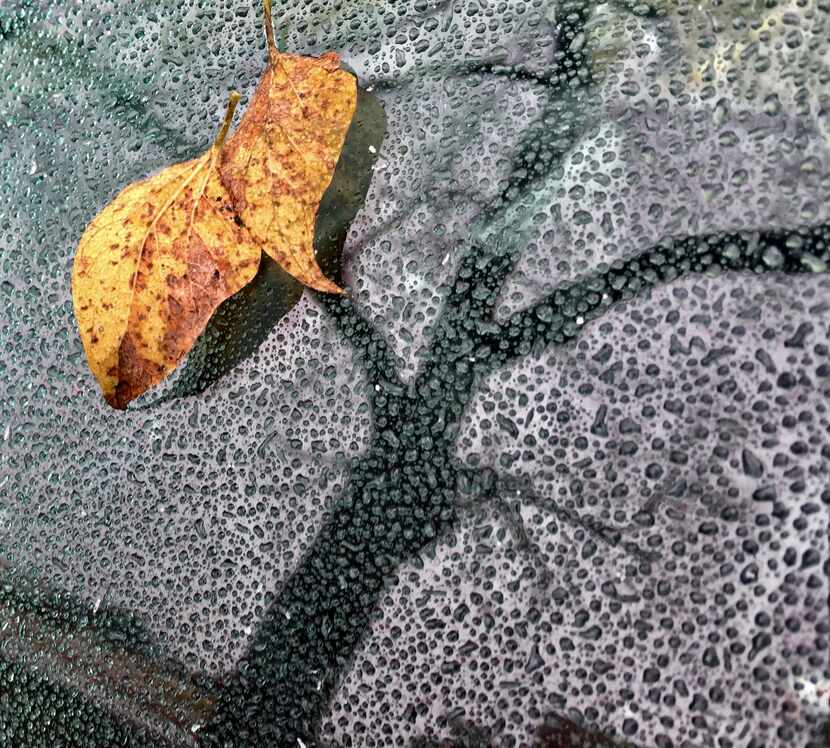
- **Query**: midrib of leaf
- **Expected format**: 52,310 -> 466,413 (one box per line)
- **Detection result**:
127,154 -> 211,310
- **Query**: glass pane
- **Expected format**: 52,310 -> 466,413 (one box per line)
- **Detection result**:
1,1 -> 828,746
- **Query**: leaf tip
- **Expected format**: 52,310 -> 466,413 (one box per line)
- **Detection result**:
104,390 -> 129,411
314,278 -> 345,295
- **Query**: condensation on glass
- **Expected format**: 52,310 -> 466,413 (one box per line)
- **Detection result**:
0,1 -> 828,747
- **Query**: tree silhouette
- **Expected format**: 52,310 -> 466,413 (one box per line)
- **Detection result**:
200,1 -> 830,744
1,1 -> 826,746
202,217 -> 827,746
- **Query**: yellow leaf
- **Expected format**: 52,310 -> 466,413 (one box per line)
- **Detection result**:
72,93 -> 262,409
220,0 -> 357,294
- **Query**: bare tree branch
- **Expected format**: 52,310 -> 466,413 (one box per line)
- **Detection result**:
490,225 -> 828,368
201,2 -> 830,742
316,292 -> 407,395
457,467 -> 661,566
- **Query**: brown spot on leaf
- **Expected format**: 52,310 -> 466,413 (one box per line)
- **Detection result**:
109,332 -> 157,409
219,33 -> 354,295
71,94 -> 261,408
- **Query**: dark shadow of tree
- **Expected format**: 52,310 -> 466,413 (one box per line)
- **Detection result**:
5,2 -> 825,746
204,219 -> 825,747
198,4 -> 830,747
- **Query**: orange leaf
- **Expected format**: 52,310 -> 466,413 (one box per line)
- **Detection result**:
219,0 -> 357,294
72,93 -> 262,409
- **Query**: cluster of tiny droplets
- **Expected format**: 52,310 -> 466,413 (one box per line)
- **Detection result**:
0,1 -> 828,747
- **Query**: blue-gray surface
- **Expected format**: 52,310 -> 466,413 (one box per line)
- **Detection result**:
0,1 -> 829,746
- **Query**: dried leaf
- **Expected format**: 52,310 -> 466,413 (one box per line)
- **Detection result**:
72,93 -> 262,409
220,0 -> 357,294
163,87 -> 388,406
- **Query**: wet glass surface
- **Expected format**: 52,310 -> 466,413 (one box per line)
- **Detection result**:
0,1 -> 829,746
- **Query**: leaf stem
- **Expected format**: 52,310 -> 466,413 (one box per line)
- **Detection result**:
213,91 -> 241,151
263,0 -> 279,65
